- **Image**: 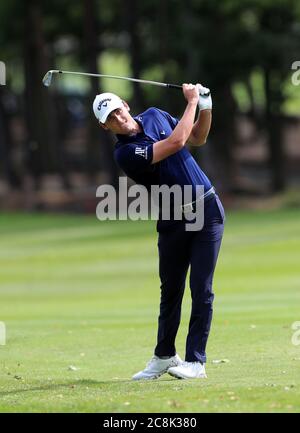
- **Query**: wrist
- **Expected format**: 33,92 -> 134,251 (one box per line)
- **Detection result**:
187,100 -> 198,107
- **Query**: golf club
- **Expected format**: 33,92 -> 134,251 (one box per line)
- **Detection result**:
42,69 -> 182,89
42,69 -> 210,95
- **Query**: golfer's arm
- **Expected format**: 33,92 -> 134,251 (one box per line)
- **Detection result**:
188,109 -> 212,146
152,102 -> 197,164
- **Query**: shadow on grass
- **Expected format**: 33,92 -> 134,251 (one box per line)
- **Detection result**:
0,377 -> 177,396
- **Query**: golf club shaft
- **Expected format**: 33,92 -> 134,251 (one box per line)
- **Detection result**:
44,69 -> 182,89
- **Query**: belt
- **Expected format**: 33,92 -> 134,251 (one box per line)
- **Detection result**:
181,187 -> 216,214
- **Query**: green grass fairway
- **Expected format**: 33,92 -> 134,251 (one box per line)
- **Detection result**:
0,208 -> 300,413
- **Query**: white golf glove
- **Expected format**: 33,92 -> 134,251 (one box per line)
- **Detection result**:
197,84 -> 212,111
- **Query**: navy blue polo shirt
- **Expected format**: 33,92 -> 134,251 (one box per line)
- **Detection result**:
114,107 -> 212,230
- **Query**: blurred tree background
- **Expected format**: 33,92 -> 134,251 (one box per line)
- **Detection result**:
0,0 -> 299,211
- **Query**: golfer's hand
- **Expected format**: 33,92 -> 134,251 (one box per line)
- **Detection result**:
197,83 -> 212,111
182,83 -> 199,105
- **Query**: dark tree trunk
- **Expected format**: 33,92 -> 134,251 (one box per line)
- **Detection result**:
83,0 -> 119,187
0,87 -> 22,188
122,0 -> 145,111
156,0 -> 181,114
23,0 -> 64,188
209,82 -> 238,193
264,68 -> 285,192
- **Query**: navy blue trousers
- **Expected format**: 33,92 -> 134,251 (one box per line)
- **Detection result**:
154,195 -> 225,363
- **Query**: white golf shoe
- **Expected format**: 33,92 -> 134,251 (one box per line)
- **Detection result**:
168,361 -> 207,379
132,354 -> 182,381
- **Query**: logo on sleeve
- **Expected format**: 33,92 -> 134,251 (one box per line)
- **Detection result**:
135,147 -> 147,159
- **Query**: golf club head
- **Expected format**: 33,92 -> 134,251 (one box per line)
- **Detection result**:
42,70 -> 59,87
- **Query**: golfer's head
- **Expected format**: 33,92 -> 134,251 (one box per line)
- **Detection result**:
93,92 -> 132,134
93,92 -> 123,123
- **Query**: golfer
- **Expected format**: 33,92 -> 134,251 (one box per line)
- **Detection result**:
93,83 -> 225,379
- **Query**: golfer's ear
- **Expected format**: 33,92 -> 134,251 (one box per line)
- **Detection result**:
123,100 -> 130,111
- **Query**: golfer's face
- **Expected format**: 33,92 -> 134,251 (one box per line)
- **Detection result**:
104,105 -> 133,134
